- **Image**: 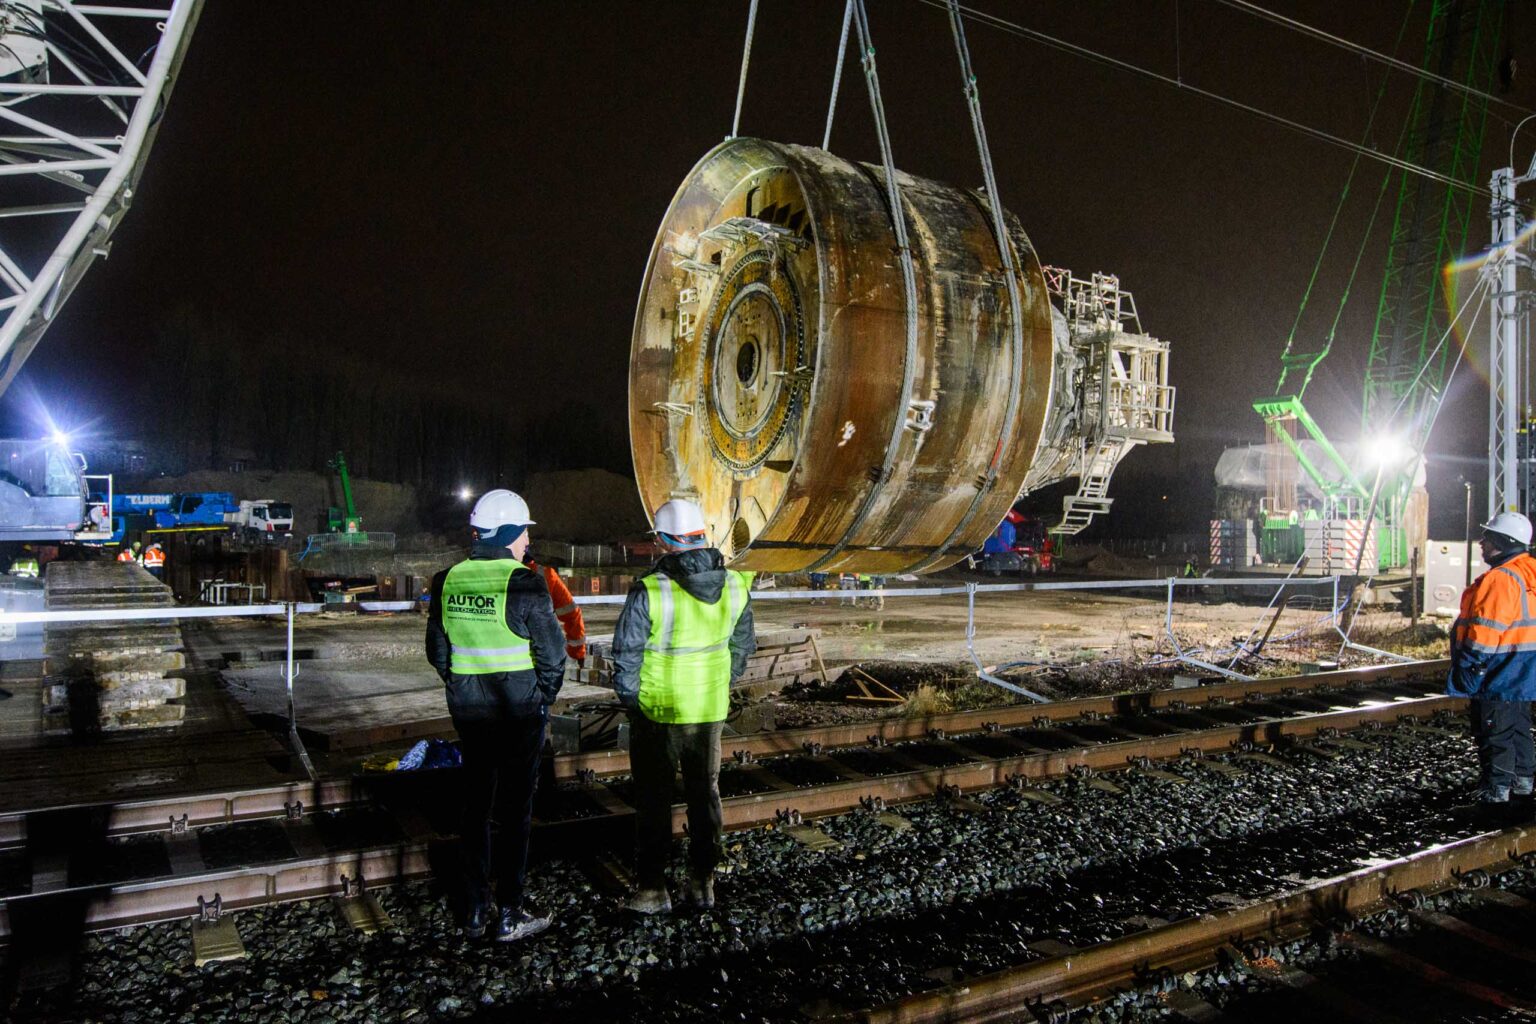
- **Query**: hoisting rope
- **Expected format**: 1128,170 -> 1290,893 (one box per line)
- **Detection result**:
1274,6 -> 1414,397
805,0 -> 921,573
912,0 -> 1026,571
729,0 -> 760,139
823,0 -> 855,150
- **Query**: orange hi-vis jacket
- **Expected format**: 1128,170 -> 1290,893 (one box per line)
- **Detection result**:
1449,550 -> 1536,700
141,546 -> 165,568
116,548 -> 137,563
527,559 -> 587,662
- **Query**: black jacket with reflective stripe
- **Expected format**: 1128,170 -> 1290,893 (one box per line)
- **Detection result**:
426,550 -> 566,710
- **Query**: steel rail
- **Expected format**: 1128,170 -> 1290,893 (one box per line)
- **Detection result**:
0,689 -> 1462,939
694,694 -> 1461,832
846,821 -> 1536,1023
0,659 -> 1446,842
556,657 -> 1448,780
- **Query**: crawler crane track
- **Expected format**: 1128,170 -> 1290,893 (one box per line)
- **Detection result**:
0,660 -> 1455,938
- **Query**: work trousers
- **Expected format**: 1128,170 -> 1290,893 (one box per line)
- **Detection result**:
1470,698 -> 1534,790
451,706 -> 546,911
629,715 -> 724,889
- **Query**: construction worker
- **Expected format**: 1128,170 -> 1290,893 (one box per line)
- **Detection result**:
808,571 -> 829,605
141,541 -> 166,579
1448,511 -> 1536,807
116,541 -> 141,564
523,557 -> 587,665
425,489 -> 566,942
612,499 -> 754,913
9,545 -> 38,578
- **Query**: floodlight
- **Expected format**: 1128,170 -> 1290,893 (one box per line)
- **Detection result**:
1364,433 -> 1413,468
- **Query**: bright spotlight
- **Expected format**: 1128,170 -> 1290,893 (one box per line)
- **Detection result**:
1364,433 -> 1413,468
457,486 -> 473,502
49,429 -> 70,448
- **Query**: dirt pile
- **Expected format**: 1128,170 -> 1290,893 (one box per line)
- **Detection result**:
522,469 -> 649,542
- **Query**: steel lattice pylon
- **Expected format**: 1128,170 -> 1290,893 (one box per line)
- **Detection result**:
0,0 -> 201,396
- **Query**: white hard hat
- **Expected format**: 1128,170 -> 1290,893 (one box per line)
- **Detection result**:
470,489 -> 534,530
652,498 -> 707,537
1482,511 -> 1533,546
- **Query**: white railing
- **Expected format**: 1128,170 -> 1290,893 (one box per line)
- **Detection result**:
0,573 -> 1408,779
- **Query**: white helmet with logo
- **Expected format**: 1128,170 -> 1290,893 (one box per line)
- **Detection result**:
652,498 -> 707,538
470,489 -> 534,530
1482,511 -> 1533,547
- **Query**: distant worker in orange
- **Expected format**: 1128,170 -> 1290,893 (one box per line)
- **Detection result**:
116,541 -> 141,564
523,557 -> 587,666
141,541 -> 166,579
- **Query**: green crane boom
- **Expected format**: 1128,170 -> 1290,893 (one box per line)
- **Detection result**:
1254,0 -> 1502,570
326,451 -> 363,534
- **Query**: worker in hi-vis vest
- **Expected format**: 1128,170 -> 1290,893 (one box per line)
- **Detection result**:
141,541 -> 166,578
426,489 -> 565,942
523,556 -> 587,665
1449,510 -> 1536,807
611,499 -> 755,914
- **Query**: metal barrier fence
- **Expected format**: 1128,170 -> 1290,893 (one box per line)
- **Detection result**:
0,573 -> 1409,782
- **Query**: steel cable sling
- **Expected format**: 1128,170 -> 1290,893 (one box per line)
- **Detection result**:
908,0 -> 1027,572
805,0 -> 923,572
728,0 -> 759,139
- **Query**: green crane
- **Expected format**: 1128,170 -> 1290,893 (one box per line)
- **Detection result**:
325,451 -> 364,535
300,450 -> 395,562
1253,0 -> 1503,570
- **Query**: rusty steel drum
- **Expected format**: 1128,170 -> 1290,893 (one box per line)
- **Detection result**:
629,138 -> 1055,574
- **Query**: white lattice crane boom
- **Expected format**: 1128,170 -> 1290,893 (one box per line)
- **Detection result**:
0,0 -> 202,395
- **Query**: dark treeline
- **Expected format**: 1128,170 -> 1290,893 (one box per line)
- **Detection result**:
123,308 -> 629,486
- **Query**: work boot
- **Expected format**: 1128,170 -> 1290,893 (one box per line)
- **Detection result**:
1477,784 -> 1512,804
464,898 -> 496,940
624,887 -> 672,915
493,907 -> 552,943
686,873 -> 715,910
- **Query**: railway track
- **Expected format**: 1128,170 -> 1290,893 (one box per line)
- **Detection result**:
0,659 -> 1453,939
844,821 -> 1536,1023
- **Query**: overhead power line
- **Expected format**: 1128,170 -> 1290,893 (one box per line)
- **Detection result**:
1212,0 -> 1531,120
915,0 -> 1496,201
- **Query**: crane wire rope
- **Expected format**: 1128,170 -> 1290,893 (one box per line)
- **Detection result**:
1210,0 -> 1532,121
729,0 -> 760,139
908,0 -> 1027,571
1279,5 -> 1415,378
1378,271 -> 1494,439
824,0 -> 855,150
1335,281 -> 1487,655
915,0 -> 1504,203
804,0 -> 922,573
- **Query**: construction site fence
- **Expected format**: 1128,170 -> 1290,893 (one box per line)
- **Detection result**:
0,573 -> 1413,780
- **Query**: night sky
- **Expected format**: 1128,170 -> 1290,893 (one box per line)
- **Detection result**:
6,2 -> 1535,536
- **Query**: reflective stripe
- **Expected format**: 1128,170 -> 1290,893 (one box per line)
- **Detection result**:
451,644 -> 532,657
654,575 -> 675,651
552,602 -> 576,616
648,638 -> 730,655
1461,639 -> 1536,654
1468,616 -> 1512,630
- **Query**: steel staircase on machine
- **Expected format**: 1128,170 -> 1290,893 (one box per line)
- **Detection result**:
1056,439 -> 1132,535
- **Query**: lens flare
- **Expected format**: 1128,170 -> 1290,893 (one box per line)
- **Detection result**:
1443,219 -> 1536,387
